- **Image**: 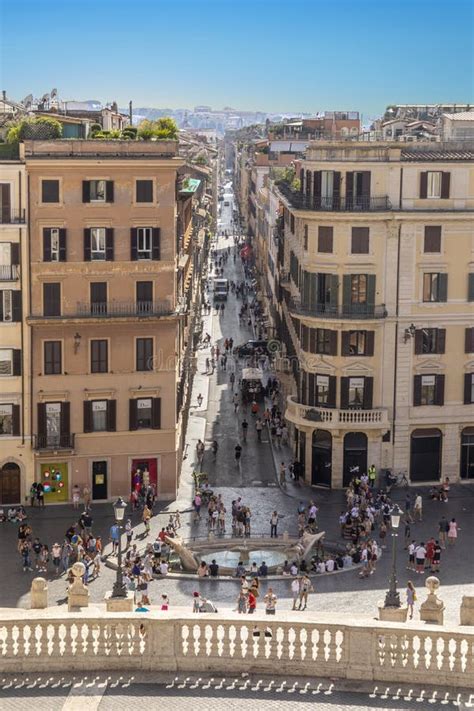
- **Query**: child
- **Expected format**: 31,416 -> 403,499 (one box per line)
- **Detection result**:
161,594 -> 169,611
236,590 -> 247,614
192,591 -> 201,613
93,551 -> 101,578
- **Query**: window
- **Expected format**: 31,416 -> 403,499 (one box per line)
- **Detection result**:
41,180 -> 60,203
1,290 -> 12,321
468,274 -> 474,302
90,282 -> 107,315
0,242 -> 11,265
316,375 -> 329,405
420,375 -> 436,405
465,374 -> 474,405
43,228 -> 66,262
137,228 -> 152,259
91,401 -> 107,432
466,328 -> 474,353
424,226 -> 441,253
351,227 -> 369,254
0,403 -> 13,434
414,374 -> 445,406
318,227 -> 333,253
427,172 -> 442,199
44,341 -> 62,375
303,224 -> 308,251
0,183 -> 11,222
351,274 -> 367,304
315,329 -> 333,355
136,398 -> 152,428
290,214 -> 295,233
423,273 -> 447,302
50,228 -> 60,261
415,328 -> 445,355
91,228 -> 106,260
136,180 -> 154,203
43,283 -> 61,317
136,337 -> 153,371
0,348 -> 13,375
137,281 -> 153,313
90,339 -> 108,373
321,171 -> 334,200
83,180 -> 113,203
45,402 -> 61,446
90,180 -> 106,202
348,377 -> 365,408
349,331 -> 366,355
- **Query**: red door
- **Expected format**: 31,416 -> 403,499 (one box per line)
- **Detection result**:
131,458 -> 157,492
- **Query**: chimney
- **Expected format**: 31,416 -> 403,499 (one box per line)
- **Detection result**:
129,100 -> 133,125
2,90 -> 6,101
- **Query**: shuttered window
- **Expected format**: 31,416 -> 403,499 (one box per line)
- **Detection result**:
136,180 -> 153,202
413,374 -> 445,406
44,341 -> 62,375
414,328 -> 446,355
41,180 -> 59,203
318,226 -> 333,253
136,338 -> 153,371
43,283 -> 61,317
424,226 -> 441,253
90,339 -> 108,373
351,227 -> 369,254
422,273 -> 448,302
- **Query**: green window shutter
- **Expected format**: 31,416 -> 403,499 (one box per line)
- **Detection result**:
468,273 -> 474,302
437,273 -> 448,302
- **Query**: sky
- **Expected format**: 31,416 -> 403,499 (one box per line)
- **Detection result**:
1,0 -> 473,117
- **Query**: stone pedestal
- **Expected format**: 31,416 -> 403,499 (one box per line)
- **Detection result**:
378,603 -> 408,622
419,576 -> 445,625
282,530 -> 289,542
105,591 -> 135,612
30,577 -> 48,609
460,596 -> 474,626
67,562 -> 90,612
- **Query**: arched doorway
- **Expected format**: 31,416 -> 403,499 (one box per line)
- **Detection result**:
312,430 -> 332,487
460,427 -> 474,480
0,462 -> 21,504
410,429 -> 442,482
343,432 -> 368,487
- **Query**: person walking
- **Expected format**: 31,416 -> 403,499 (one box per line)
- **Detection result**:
297,574 -> 314,611
279,462 -> 286,487
270,510 -> 279,538
142,504 -> 152,536
264,588 -> 277,615
247,590 -> 257,614
255,418 -> 263,442
368,464 -> 376,488
448,518 -> 459,545
241,418 -> 249,443
406,581 -> 417,620
236,590 -> 247,614
432,540 -> 442,572
438,516 -> 449,549
415,542 -> 426,574
233,393 -> 239,413
404,493 -> 414,525
109,523 -> 120,555
414,493 -> 423,523
235,443 -> 242,464
197,393 -> 203,407
291,577 -> 300,610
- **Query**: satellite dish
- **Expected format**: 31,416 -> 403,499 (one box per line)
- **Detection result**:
51,88 -> 58,99
42,93 -> 50,102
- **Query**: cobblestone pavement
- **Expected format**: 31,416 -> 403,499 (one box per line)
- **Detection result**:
1,185 -> 473,625
1,674 -> 473,711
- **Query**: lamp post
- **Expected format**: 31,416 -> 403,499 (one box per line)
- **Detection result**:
384,503 -> 402,607
112,496 -> 127,598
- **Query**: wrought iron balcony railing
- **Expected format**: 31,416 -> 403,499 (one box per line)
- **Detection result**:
0,265 -> 19,280
0,209 -> 26,224
276,182 -> 391,212
288,298 -> 387,320
33,434 -> 75,451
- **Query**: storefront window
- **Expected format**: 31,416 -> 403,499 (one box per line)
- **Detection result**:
40,462 -> 69,502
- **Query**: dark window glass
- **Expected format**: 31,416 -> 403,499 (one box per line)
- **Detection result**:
318,227 -> 333,253
136,180 -> 154,203
136,338 -> 153,371
43,283 -> 61,317
41,180 -> 60,203
351,227 -> 369,254
424,226 -> 441,253
351,275 -> 367,304
44,341 -> 62,375
349,331 -> 366,355
91,339 -> 108,373
137,281 -> 153,313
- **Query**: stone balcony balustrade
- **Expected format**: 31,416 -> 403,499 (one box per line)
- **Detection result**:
285,395 -> 390,431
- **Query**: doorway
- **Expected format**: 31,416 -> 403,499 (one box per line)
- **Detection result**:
92,460 -> 108,500
343,432 -> 368,487
312,430 -> 332,487
460,428 -> 474,480
410,429 -> 442,482
0,462 -> 21,504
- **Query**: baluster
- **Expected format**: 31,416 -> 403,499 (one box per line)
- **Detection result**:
204,623 -> 214,657
34,623 -> 44,656
310,627 -> 320,662
46,623 -> 59,658
181,624 -> 190,656
435,636 -> 450,677
215,624 -> 225,658
239,624 -> 248,659
80,623 -> 90,656
192,623 -> 202,656
22,624 -> 31,657
450,636 -> 464,677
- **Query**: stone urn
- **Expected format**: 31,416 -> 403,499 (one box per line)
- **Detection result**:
419,575 -> 445,625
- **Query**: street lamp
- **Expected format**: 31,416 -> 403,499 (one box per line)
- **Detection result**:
112,496 -> 127,598
384,503 -> 402,607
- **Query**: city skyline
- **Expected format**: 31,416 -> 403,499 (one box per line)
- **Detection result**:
1,0 -> 473,115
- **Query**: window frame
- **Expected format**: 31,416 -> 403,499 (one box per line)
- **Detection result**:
135,179 -> 154,203
89,180 -> 107,203
350,274 -> 367,304
0,349 -> 13,376
1,289 -> 13,322
91,399 -> 108,432
136,397 -> 153,429
0,403 -> 13,435
420,374 -> 436,405
427,171 -> 442,199
90,339 -> 108,374
41,179 -> 61,204
90,227 -> 107,261
315,374 -> 329,406
44,340 -> 62,375
349,330 -> 367,356
136,337 -> 154,372
137,227 -> 153,259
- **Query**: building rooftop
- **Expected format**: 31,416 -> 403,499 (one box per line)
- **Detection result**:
401,148 -> 474,161
179,178 -> 201,194
442,112 -> 474,121
21,139 -> 179,159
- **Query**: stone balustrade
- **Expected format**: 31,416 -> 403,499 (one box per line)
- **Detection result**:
285,395 -> 390,430
0,608 -> 472,689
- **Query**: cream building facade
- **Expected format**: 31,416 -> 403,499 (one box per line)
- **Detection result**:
264,142 -> 474,487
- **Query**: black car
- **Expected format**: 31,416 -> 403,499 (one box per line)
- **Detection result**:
235,340 -> 269,357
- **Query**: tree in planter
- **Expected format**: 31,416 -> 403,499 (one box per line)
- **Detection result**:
7,116 -> 63,142
137,117 -> 178,141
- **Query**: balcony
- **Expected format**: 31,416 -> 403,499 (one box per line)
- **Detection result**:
33,434 -> 75,451
30,300 -> 176,321
0,265 -> 19,281
285,395 -> 390,430
288,298 -> 387,320
0,209 -> 26,225
276,182 -> 391,212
